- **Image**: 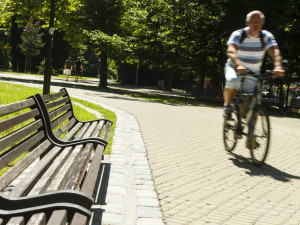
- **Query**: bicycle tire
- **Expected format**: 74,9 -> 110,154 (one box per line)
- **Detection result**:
248,108 -> 270,166
223,111 -> 238,152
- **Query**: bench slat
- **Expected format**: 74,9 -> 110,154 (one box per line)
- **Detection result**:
0,139 -> 51,192
69,144 -> 107,225
0,131 -> 45,171
47,122 -> 97,191
66,121 -> 105,190
0,98 -> 35,117
51,111 -> 73,131
70,213 -> 88,225
27,213 -> 46,225
42,89 -> 67,102
48,104 -> 71,121
47,210 -> 67,225
45,96 -> 69,111
102,121 -> 112,141
0,109 -> 40,134
8,147 -> 62,198
0,119 -> 43,153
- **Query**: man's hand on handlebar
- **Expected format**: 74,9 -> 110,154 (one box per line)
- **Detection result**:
273,67 -> 285,77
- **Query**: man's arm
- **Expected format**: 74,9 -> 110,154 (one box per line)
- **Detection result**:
267,46 -> 285,76
227,44 -> 246,74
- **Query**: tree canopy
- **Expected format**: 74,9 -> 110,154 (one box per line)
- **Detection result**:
0,0 -> 299,90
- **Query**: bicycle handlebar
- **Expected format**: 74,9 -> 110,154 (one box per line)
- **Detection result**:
239,70 -> 281,80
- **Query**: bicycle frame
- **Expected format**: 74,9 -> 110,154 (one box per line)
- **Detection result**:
233,74 -> 264,137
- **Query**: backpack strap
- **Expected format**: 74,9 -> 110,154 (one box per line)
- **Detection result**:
259,30 -> 265,49
239,29 -> 265,49
239,29 -> 247,45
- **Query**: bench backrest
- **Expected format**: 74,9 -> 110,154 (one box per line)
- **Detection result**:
290,97 -> 300,108
0,98 -> 46,193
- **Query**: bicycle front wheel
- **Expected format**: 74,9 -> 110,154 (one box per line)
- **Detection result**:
248,108 -> 270,166
223,112 -> 238,152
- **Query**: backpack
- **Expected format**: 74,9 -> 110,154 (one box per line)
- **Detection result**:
239,29 -> 265,49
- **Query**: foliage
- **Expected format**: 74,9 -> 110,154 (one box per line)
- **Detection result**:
19,20 -> 44,58
36,59 -> 59,76
0,0 -> 299,88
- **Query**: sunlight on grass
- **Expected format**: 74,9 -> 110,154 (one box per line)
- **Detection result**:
0,81 -> 116,176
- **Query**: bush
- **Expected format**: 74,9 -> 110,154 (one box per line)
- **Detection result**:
36,60 -> 59,76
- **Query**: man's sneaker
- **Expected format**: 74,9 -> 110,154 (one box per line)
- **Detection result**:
223,105 -> 232,119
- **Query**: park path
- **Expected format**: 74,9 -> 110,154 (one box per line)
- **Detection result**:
1,74 -> 300,225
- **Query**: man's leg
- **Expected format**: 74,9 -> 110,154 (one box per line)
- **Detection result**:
223,87 -> 237,106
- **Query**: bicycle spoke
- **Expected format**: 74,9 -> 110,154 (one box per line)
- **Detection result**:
249,110 -> 270,166
223,112 -> 238,152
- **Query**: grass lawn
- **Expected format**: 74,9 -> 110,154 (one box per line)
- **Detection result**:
0,81 -> 116,154
124,91 -> 223,107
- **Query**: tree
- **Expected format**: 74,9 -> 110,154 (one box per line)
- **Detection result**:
19,20 -> 44,72
80,0 -> 124,88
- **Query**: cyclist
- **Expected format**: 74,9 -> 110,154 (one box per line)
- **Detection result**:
223,10 -> 285,119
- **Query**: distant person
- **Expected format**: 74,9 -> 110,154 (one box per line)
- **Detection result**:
75,57 -> 83,83
64,57 -> 72,82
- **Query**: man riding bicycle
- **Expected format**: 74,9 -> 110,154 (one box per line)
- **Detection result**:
223,10 -> 285,119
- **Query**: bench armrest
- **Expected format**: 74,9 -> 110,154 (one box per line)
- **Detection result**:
0,190 -> 93,219
32,94 -> 108,148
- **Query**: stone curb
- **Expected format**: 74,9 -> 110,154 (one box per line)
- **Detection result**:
72,95 -> 164,225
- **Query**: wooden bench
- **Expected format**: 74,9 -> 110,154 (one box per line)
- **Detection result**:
261,95 -> 285,109
185,87 -> 223,104
288,97 -> 300,113
0,88 -> 112,225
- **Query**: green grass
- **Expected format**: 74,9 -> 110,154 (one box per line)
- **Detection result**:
0,82 -> 116,175
125,91 -> 223,108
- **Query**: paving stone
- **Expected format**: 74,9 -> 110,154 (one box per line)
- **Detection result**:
107,186 -> 127,195
137,218 -> 164,225
137,197 -> 160,207
137,206 -> 162,218
101,213 -> 123,225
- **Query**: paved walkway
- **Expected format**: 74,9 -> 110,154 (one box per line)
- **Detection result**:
1,74 -> 300,225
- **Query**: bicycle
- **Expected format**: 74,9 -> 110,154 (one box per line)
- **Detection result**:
223,70 -> 276,166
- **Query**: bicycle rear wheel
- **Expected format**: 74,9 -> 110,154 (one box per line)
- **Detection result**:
248,108 -> 270,166
223,112 -> 238,152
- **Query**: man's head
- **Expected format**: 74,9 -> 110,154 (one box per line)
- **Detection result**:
68,57 -> 71,61
246,10 -> 264,35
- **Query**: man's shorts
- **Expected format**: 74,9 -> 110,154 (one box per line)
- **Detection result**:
224,63 -> 258,93
65,69 -> 71,76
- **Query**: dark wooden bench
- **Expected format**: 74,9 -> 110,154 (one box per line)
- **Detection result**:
185,87 -> 223,104
288,97 -> 300,113
0,88 -> 112,225
261,95 -> 285,109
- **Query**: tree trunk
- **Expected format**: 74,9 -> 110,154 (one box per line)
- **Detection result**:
11,15 -> 19,72
24,57 -> 28,73
165,71 -> 173,91
99,51 -> 108,88
43,0 -> 56,95
29,58 -> 32,73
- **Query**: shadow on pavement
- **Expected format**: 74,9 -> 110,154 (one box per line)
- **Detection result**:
90,162 -> 111,225
228,153 -> 300,182
0,76 -> 188,106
